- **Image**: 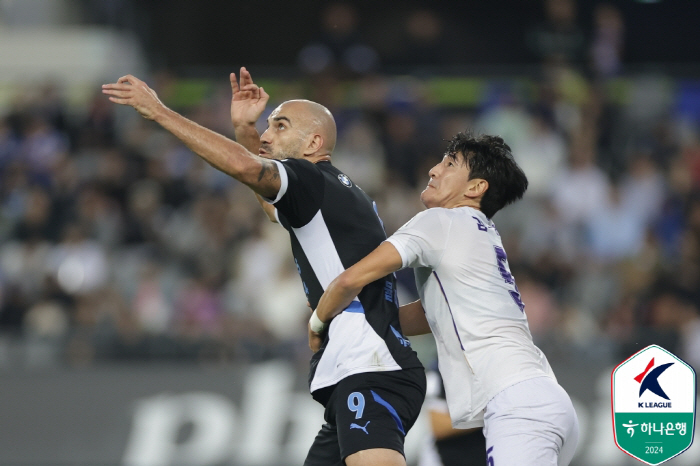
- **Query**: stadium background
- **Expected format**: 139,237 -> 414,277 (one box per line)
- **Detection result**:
0,0 -> 699,465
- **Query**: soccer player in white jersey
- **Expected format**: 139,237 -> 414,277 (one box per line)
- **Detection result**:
311,132 -> 579,466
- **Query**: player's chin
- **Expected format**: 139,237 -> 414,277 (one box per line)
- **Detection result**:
265,151 -> 290,161
420,190 -> 435,209
259,151 -> 281,161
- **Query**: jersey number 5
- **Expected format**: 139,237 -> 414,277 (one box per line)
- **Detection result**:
494,246 -> 525,312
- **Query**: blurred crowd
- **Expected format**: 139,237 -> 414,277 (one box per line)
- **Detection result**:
0,0 -> 699,371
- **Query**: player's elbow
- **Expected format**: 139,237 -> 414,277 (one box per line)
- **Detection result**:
334,271 -> 352,291
335,270 -> 359,294
240,158 -> 281,199
235,158 -> 261,184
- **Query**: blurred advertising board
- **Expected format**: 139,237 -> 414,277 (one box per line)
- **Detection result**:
0,360 -> 697,466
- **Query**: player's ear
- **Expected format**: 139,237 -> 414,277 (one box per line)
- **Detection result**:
465,178 -> 488,199
303,133 -> 324,156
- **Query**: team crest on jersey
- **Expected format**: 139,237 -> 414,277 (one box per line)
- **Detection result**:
612,345 -> 696,465
338,174 -> 352,187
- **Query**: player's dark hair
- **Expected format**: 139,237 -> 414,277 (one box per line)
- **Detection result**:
445,132 -> 528,219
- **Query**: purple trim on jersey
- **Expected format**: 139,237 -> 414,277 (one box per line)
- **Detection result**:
432,271 -> 464,351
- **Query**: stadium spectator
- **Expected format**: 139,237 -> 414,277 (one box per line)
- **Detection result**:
590,4 -> 624,79
527,0 -> 586,67
297,2 -> 379,76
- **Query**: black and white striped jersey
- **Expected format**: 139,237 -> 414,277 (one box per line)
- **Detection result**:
267,159 -> 423,405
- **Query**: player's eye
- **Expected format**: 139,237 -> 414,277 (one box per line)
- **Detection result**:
278,123 -> 286,130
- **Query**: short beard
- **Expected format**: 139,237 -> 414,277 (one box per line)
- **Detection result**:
266,135 -> 307,161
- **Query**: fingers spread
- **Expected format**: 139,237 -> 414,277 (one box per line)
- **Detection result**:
240,67 -> 254,86
230,73 -> 239,92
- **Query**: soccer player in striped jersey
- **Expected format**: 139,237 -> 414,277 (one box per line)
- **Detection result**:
103,70 -> 425,466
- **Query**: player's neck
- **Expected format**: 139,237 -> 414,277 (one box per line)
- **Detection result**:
308,154 -> 332,164
448,198 -> 481,211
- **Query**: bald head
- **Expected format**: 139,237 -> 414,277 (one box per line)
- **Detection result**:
261,99 -> 337,162
286,100 -> 337,153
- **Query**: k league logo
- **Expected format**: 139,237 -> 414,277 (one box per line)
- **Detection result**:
636,358 -> 673,405
612,345 -> 696,465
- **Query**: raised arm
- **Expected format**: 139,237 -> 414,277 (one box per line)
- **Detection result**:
102,74 -> 279,199
229,68 -> 277,222
230,67 -> 268,153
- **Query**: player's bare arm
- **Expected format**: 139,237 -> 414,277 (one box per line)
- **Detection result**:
102,74 -> 279,199
399,300 -> 431,336
310,242 -> 403,352
229,68 -> 278,222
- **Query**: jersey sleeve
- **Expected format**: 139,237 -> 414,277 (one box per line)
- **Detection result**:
385,208 -> 452,269
266,158 -> 324,228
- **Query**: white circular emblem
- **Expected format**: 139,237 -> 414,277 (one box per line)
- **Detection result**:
338,174 -> 352,187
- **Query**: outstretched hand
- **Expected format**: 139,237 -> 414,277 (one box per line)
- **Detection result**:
230,67 -> 269,127
102,75 -> 165,120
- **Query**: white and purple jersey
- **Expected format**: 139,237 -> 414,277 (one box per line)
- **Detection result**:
386,206 -> 556,428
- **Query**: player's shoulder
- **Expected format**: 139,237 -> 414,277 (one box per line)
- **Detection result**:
411,206 -> 495,238
317,163 -> 366,195
448,206 -> 497,237
279,157 -> 320,172
398,207 -> 454,235
283,159 -> 346,182
451,206 -> 491,224
277,158 -> 326,189
411,207 -> 459,224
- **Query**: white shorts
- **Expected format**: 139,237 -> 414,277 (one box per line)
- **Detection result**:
483,376 -> 579,466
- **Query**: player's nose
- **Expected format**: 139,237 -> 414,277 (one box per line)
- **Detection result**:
428,163 -> 439,178
260,128 -> 272,144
